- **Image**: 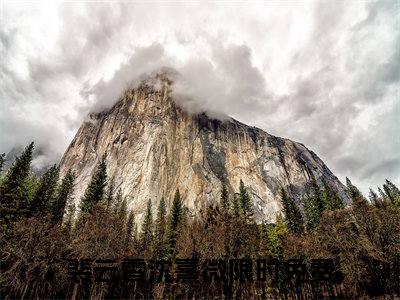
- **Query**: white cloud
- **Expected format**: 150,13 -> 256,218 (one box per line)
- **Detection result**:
1,0 -> 399,194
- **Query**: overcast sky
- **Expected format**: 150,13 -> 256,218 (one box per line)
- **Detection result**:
1,0 -> 399,194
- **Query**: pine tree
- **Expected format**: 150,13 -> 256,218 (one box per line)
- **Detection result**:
30,165 -> 59,217
80,153 -> 107,214
0,142 -> 34,219
220,183 -> 230,210
165,189 -> 183,259
141,199 -> 153,256
132,221 -> 139,247
383,179 -> 400,207
321,179 -> 344,211
170,189 -> 183,229
105,179 -> 115,209
303,192 -> 320,231
378,187 -> 387,201
63,202 -> 76,237
311,178 -> 324,213
303,179 -> 325,230
238,179 -> 253,218
113,188 -> 123,212
346,177 -> 363,203
281,188 -> 304,235
0,153 -> 5,173
232,193 -> 241,217
368,189 -> 379,204
51,170 -> 75,223
125,210 -> 135,249
118,197 -> 128,223
155,197 -> 167,258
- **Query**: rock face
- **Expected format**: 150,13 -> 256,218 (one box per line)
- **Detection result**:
60,75 -> 348,223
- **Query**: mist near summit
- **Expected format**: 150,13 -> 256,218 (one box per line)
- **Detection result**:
1,1 -> 399,193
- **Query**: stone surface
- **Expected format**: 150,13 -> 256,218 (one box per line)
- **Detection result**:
59,75 -> 348,223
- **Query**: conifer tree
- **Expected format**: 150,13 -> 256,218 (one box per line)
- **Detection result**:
0,142 -> 34,218
51,170 -> 75,223
170,189 -> 183,229
303,192 -> 320,231
346,177 -> 363,203
80,153 -> 107,214
303,179 -> 325,230
311,178 -> 324,213
165,189 -> 183,259
155,197 -> 167,257
118,197 -> 128,223
141,199 -> 153,255
30,165 -> 59,217
63,202 -> 76,237
321,179 -> 344,211
378,187 -> 387,201
125,210 -> 135,249
105,179 -> 115,209
281,188 -> 304,235
232,193 -> 241,217
368,188 -> 379,204
132,221 -> 139,247
0,152 -> 5,173
238,179 -> 253,218
383,179 -> 400,207
220,183 -> 230,210
113,188 -> 123,212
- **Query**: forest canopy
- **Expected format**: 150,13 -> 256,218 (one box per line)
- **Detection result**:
0,142 -> 399,299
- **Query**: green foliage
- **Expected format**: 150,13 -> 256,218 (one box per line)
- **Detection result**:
232,193 -> 241,217
0,152 -> 5,173
170,189 -> 183,229
113,188 -> 123,212
118,197 -> 128,224
238,179 -> 253,218
220,183 -> 229,209
0,146 -> 399,300
0,142 -> 34,222
311,178 -> 324,212
80,153 -> 107,214
63,202 -> 75,237
346,177 -> 363,203
303,180 -> 324,231
51,170 -> 75,224
378,187 -> 387,201
30,165 -> 59,217
260,215 -> 287,259
165,189 -> 184,259
322,179 -> 344,210
1,140 -> 399,299
281,188 -> 304,235
105,179 -> 115,209
368,188 -> 379,204
382,179 -> 400,207
303,193 -> 317,230
140,199 -> 153,256
155,197 -> 166,257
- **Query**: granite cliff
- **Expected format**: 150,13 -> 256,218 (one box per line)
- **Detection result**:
60,75 -> 348,223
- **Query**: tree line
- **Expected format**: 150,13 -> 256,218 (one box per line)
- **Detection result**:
0,142 -> 399,299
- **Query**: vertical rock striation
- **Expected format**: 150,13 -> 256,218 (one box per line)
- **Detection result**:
60,75 -> 348,223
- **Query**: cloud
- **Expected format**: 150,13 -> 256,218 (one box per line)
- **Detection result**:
1,1 -> 399,194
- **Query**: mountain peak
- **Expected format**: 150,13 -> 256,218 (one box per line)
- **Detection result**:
60,81 -> 348,223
